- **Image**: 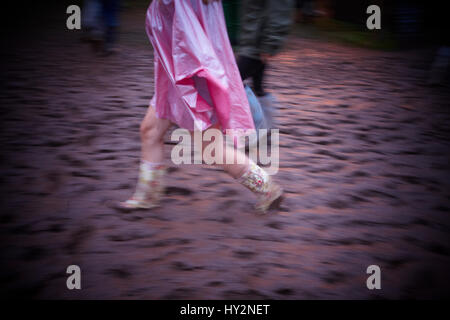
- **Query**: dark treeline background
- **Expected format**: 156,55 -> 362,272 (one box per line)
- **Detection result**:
0,1 -> 446,43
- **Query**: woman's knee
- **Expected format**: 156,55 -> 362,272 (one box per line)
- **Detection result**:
140,118 -> 163,144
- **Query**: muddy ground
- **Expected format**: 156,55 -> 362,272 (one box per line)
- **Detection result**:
0,5 -> 449,299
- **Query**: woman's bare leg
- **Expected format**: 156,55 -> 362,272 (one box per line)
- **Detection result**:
121,117 -> 282,212
119,105 -> 172,210
140,106 -> 172,163
221,146 -> 249,178
197,128 -> 283,213
192,126 -> 249,178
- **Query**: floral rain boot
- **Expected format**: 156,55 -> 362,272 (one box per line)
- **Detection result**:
118,161 -> 166,210
238,160 -> 283,213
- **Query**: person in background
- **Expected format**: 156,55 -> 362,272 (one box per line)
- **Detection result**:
81,0 -> 102,43
237,0 -> 294,98
101,0 -> 120,55
81,0 -> 120,56
234,0 -> 294,133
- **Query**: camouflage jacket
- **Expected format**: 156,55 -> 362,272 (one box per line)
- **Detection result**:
238,0 -> 294,59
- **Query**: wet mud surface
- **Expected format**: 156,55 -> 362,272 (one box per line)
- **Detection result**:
1,7 -> 449,299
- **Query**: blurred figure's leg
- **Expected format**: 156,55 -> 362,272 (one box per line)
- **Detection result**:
261,0 -> 294,54
237,0 -> 293,95
427,1 -> 449,85
238,0 -> 266,61
81,0 -> 102,41
251,59 -> 266,97
428,46 -> 450,86
101,0 -> 120,54
237,0 -> 267,95
237,55 -> 266,97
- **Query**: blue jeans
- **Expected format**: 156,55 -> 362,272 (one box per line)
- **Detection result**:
101,0 -> 120,47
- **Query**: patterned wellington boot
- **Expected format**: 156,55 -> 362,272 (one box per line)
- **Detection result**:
118,161 -> 166,211
238,160 -> 283,213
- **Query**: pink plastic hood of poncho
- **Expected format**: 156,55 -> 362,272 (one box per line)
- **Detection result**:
145,0 -> 254,132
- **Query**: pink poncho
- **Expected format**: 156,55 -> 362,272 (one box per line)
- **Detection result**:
146,0 -> 254,132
